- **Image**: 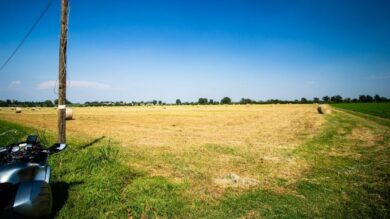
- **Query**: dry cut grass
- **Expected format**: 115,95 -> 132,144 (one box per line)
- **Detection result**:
0,105 -> 324,198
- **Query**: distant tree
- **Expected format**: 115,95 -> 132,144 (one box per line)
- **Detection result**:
221,97 -> 232,104
158,100 -> 162,105
331,95 -> 343,103
198,98 -> 208,105
43,100 -> 54,107
176,99 -> 182,105
374,94 -> 381,102
257,100 -> 264,104
313,97 -> 320,103
359,95 -> 367,102
322,96 -> 330,103
300,97 -> 307,103
366,95 -> 373,102
152,100 -> 157,105
54,99 -> 72,105
240,98 -> 252,104
344,98 -> 351,103
209,99 -> 214,104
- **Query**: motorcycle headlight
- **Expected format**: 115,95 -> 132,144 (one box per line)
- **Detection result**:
11,145 -> 20,153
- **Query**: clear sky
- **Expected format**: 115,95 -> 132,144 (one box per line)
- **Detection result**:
0,0 -> 389,103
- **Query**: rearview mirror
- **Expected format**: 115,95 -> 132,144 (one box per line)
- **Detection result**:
49,143 -> 67,154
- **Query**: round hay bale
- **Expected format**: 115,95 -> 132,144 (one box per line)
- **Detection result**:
317,105 -> 332,114
325,108 -> 332,114
66,108 -> 73,120
15,107 -> 22,113
31,107 -> 36,111
317,105 -> 325,114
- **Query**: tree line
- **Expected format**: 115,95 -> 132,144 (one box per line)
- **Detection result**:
0,94 -> 388,107
0,99 -> 72,107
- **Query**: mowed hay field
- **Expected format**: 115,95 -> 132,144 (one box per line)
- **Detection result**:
0,104 -> 389,218
0,105 -> 323,193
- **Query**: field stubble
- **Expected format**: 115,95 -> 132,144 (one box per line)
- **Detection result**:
0,105 -> 324,198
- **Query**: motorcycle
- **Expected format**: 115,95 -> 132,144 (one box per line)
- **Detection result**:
0,135 -> 66,218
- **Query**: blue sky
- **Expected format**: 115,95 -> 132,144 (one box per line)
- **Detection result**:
0,0 -> 389,103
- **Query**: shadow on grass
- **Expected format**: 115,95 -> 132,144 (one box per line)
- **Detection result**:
79,136 -> 106,149
51,181 -> 83,218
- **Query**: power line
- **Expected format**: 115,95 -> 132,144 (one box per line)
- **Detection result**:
0,0 -> 55,72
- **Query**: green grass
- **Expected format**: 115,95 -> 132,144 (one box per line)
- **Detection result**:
0,110 -> 389,218
332,103 -> 390,119
332,103 -> 390,127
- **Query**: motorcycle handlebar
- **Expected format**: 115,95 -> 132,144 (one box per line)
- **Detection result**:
48,143 -> 67,154
0,143 -> 67,155
0,147 -> 6,153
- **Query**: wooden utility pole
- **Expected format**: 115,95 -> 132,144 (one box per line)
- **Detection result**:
57,0 -> 69,143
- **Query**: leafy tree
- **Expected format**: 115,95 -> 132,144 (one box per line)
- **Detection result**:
198,98 -> 208,105
43,100 -> 54,107
331,95 -> 343,103
322,96 -> 330,103
54,99 -> 72,105
240,98 -> 253,104
176,99 -> 181,105
374,94 -> 381,102
221,97 -> 231,104
209,99 -> 214,104
300,97 -> 307,103
359,95 -> 367,102
152,100 -> 157,105
366,95 -> 373,102
313,97 -> 320,103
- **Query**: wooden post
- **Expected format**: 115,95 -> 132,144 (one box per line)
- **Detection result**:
57,0 -> 68,143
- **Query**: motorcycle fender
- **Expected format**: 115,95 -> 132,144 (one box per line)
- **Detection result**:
13,180 -> 52,218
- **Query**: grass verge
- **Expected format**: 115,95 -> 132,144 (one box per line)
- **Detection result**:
332,103 -> 390,126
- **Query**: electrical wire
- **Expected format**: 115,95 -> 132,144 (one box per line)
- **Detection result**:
0,0 -> 55,72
